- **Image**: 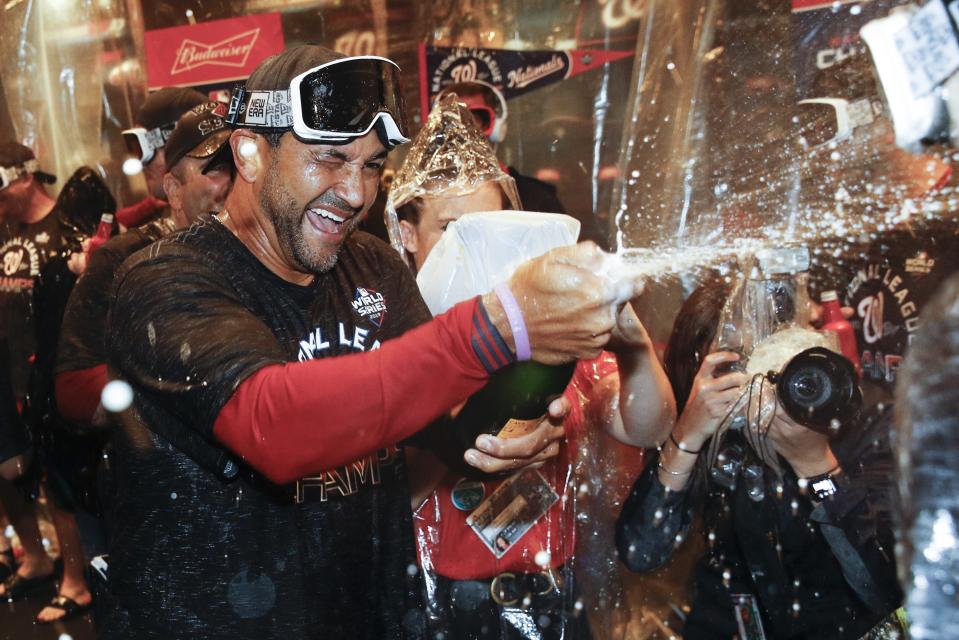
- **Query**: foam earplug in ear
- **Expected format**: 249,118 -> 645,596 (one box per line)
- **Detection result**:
239,139 -> 258,158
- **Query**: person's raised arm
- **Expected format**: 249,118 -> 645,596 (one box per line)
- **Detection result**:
587,303 -> 676,448
111,242 -> 641,486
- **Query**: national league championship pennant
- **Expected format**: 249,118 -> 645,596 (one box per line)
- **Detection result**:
419,44 -> 633,116
145,13 -> 285,89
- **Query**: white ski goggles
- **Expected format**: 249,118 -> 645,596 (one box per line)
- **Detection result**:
227,56 -> 410,148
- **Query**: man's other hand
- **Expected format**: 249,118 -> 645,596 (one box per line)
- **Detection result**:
463,395 -> 569,474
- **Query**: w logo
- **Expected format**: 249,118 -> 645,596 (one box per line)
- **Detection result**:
858,293 -> 884,345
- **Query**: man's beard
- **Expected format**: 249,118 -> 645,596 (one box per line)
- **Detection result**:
259,158 -> 363,275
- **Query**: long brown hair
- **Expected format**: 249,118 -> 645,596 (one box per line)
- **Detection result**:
663,278 -> 731,413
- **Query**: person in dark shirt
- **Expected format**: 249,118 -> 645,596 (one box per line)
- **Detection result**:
116,86 -> 207,228
615,280 -> 903,639
100,45 -> 642,639
57,99 -> 233,429
23,165 -> 119,623
0,142 -> 61,601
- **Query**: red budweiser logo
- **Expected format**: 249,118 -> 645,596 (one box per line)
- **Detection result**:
171,28 -> 260,75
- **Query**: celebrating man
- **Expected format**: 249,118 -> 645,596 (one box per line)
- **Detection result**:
101,46 -> 640,638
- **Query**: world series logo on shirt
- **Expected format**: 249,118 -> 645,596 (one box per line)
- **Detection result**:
352,287 -> 387,327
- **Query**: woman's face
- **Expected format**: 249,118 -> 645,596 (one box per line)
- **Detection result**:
399,181 -> 505,271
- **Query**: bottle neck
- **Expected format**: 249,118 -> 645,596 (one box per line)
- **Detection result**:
95,220 -> 112,238
821,299 -> 844,324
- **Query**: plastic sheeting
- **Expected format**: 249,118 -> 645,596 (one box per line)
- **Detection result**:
608,0 -> 954,286
0,0 -> 142,202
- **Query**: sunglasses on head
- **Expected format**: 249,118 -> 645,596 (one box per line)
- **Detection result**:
122,126 -> 174,165
467,105 -> 498,137
796,97 -> 879,149
0,160 -> 39,191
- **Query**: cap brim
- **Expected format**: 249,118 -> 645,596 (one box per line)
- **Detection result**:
186,130 -> 231,160
34,171 -> 57,184
201,136 -> 234,175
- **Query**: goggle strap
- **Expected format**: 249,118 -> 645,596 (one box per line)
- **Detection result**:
227,86 -> 295,129
0,160 -> 40,188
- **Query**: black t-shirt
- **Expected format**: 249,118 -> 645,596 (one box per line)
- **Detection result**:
57,217 -> 173,374
843,218 -> 959,396
0,212 -> 63,398
102,216 -> 431,639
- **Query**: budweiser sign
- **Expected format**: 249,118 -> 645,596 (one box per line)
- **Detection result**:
146,13 -> 284,89
172,29 -> 259,75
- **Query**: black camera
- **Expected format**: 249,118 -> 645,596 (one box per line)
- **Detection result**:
772,347 -> 862,433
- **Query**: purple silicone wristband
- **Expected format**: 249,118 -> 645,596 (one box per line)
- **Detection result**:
493,283 -> 531,361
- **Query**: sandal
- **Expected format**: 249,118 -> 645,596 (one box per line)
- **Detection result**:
37,593 -> 92,623
1,570 -> 54,600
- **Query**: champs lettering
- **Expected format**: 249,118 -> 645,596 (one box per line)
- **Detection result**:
0,237 -> 41,293
295,447 -> 401,503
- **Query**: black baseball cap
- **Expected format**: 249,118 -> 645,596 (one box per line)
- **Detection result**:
164,101 -> 232,171
136,87 -> 208,130
0,142 -> 56,184
245,44 -> 345,92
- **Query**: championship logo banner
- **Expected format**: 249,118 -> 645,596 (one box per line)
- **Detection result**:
145,13 -> 285,90
791,0 -> 896,96
418,44 -> 633,117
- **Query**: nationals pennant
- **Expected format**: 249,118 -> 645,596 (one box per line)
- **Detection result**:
146,13 -> 285,89
419,45 -> 633,117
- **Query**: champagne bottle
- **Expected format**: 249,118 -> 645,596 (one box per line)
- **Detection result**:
87,213 -> 115,255
450,360 -> 577,455
820,290 -> 861,377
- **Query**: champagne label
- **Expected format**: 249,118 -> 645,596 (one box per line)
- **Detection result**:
496,414 -> 546,440
466,468 -> 559,558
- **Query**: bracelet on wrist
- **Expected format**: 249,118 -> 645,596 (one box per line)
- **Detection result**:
657,461 -> 692,476
800,462 -> 841,482
669,432 -> 702,455
493,283 -> 531,361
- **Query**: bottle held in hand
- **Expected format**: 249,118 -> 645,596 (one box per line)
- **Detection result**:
87,213 -> 115,256
450,360 -> 576,455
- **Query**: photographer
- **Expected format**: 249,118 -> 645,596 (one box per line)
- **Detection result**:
615,280 -> 903,639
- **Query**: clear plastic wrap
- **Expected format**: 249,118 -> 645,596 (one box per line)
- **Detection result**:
0,0 -> 143,203
384,93 -> 522,263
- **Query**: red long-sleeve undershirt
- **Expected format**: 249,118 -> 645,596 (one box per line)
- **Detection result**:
213,297 -> 512,485
55,364 -> 108,425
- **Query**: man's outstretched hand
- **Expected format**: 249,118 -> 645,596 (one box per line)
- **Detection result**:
483,242 -> 644,364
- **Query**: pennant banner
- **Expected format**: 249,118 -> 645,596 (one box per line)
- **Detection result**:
419,45 -> 633,117
145,13 -> 285,90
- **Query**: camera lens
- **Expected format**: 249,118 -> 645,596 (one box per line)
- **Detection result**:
775,347 -> 862,433
786,366 -> 834,408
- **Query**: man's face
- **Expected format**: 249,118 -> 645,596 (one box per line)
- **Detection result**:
401,181 -> 504,272
168,156 -> 232,227
457,93 -> 497,142
258,131 -> 387,274
0,176 -> 32,222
